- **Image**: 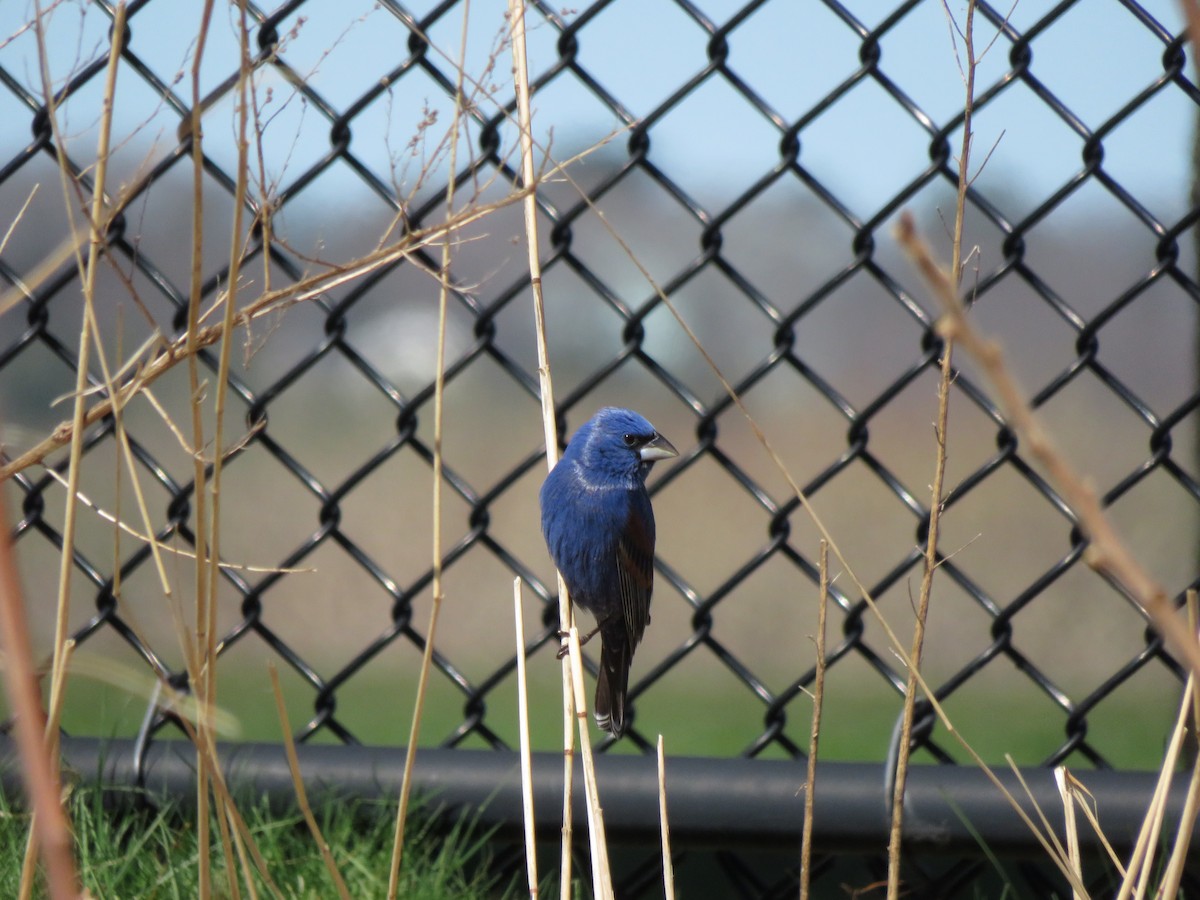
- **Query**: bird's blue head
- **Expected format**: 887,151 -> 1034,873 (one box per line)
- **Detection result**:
565,407 -> 679,486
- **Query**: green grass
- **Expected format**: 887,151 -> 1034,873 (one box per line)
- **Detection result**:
0,785 -> 515,899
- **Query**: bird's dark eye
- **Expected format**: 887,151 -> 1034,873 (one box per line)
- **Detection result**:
622,433 -> 637,447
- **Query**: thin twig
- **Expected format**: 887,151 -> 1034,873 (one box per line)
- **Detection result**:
887,329 -> 955,898
268,663 -> 351,900
0,184 -> 38,258
186,2 -> 219,892
0,116 -> 629,487
200,6 -> 257,892
37,467 -> 311,573
800,541 -> 829,900
1180,0 -> 1200,67
388,4 -> 470,896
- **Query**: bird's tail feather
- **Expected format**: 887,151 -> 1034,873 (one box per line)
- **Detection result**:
594,637 -> 630,737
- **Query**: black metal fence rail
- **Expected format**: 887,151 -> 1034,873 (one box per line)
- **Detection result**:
5,735 -> 1198,896
3,0 -> 1200,895
6,736 -> 1193,857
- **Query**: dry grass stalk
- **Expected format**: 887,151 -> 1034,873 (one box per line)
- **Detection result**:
514,579 -> 540,898
1060,771 -> 1126,878
197,4 -> 259,893
269,663 -> 351,899
184,2 -> 219,890
503,1 -> 586,896
1054,767 -> 1084,900
387,3 -> 471,894
800,540 -> 829,900
1006,757 -> 1077,875
657,735 -> 675,900
1115,649 -> 1197,898
564,626 -> 614,900
34,0 -> 116,755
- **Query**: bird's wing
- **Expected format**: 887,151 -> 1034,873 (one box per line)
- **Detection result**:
615,491 -> 655,651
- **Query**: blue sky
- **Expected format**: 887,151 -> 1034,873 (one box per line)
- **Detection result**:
1,0 -> 1193,228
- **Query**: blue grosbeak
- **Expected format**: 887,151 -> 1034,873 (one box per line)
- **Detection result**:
540,407 -> 678,737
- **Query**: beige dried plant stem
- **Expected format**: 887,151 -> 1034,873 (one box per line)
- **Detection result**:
197,3 -> 258,894
1006,756 -> 1075,872
657,735 -> 676,900
1115,659 -> 1196,900
1153,592 -> 1200,899
269,663 -> 352,900
387,5 -> 470,897
1054,767 -> 1084,900
565,625 -> 614,900
169,710 -> 282,897
799,540 -> 828,900
0,492 -> 79,900
1060,770 -> 1126,877
896,211 -> 1200,682
504,2 -> 582,897
514,578 -> 539,899
184,2 -> 219,893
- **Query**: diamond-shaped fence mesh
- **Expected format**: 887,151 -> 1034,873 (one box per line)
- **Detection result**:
2,0 -> 1200,895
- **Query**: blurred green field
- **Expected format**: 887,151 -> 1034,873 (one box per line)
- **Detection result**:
41,660 -> 1180,772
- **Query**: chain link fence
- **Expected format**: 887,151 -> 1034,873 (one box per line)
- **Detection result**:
2,0 -> 1200,895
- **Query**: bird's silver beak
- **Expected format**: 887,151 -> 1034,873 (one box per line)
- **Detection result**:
639,432 -> 678,462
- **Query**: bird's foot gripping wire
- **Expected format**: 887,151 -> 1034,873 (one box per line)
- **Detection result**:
555,624 -> 601,659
